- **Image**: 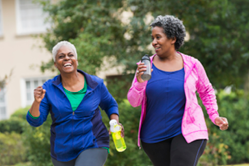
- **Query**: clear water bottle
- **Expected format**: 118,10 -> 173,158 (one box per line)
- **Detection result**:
141,54 -> 151,81
109,119 -> 126,152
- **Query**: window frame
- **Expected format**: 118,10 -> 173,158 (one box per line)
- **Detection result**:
0,88 -> 7,120
0,0 -> 3,36
20,76 -> 51,107
15,0 -> 50,35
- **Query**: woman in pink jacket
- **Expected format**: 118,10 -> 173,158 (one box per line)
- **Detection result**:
127,15 -> 229,166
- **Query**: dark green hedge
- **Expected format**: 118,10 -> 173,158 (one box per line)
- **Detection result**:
5,90 -> 248,166
0,106 -> 30,134
199,90 -> 249,165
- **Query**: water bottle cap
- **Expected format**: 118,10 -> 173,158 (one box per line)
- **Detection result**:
141,54 -> 150,61
109,119 -> 117,126
110,119 -> 121,132
113,124 -> 121,132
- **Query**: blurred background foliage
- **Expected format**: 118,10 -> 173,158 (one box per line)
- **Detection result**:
38,0 -> 249,89
1,0 -> 249,165
199,90 -> 249,165
1,92 -> 249,165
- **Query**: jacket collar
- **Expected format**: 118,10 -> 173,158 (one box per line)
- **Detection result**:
178,52 -> 196,82
52,69 -> 99,90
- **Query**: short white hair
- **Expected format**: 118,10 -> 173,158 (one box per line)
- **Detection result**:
52,41 -> 77,61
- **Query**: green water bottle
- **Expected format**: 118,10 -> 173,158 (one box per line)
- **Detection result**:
109,119 -> 126,152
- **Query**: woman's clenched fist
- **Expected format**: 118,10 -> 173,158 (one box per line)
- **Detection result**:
34,86 -> 46,103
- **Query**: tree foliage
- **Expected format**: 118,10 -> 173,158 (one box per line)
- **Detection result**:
0,132 -> 27,165
0,106 -> 29,165
33,0 -> 249,165
0,69 -> 13,90
37,0 -> 128,75
22,117 -> 53,166
0,117 -> 24,134
101,100 -> 152,166
19,94 -> 249,165
200,90 -> 249,164
38,0 -> 249,88
124,0 -> 249,88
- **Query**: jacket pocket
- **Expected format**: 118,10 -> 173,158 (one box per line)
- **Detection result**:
190,103 -> 207,129
186,102 -> 198,124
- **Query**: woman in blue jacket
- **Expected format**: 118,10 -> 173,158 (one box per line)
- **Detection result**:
26,41 -> 122,166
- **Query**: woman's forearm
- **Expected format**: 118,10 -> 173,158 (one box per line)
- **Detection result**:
110,114 -> 119,123
29,101 -> 41,117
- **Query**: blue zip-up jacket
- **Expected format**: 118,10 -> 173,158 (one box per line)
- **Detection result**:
26,70 -> 119,162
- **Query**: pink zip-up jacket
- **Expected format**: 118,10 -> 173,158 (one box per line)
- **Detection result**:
127,52 -> 219,148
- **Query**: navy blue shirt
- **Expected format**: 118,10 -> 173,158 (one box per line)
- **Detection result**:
141,63 -> 186,143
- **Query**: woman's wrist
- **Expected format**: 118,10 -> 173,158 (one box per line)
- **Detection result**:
110,114 -> 119,123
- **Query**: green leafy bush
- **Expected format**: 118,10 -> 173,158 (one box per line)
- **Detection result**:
106,74 -> 134,103
199,132 -> 230,166
0,132 -> 27,165
0,106 -> 30,134
11,106 -> 31,120
21,100 -> 151,166
20,90 -> 249,166
22,115 -> 53,166
199,90 -> 249,165
102,99 -> 152,166
0,117 -> 24,134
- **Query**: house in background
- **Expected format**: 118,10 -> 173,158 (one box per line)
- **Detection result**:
0,0 -> 121,120
0,0 -> 56,120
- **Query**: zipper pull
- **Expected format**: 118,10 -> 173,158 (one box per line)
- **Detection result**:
72,112 -> 75,115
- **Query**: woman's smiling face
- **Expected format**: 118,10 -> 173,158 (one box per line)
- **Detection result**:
54,45 -> 78,74
151,26 -> 176,58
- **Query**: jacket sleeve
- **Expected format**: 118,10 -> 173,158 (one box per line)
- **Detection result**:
127,72 -> 147,107
195,59 -> 219,124
26,84 -> 50,127
99,80 -> 119,118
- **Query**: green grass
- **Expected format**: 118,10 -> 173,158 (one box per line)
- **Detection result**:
8,162 -> 32,166
220,164 -> 249,166
227,164 -> 249,166
10,162 -> 249,166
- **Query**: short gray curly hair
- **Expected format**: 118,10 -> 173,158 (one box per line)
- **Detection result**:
52,41 -> 77,61
150,15 -> 186,50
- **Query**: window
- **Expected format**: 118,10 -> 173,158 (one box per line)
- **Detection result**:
0,88 -> 7,120
0,0 -> 3,36
15,0 -> 50,35
21,77 -> 50,107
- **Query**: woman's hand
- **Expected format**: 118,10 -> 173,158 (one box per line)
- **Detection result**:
34,86 -> 46,103
29,86 -> 45,118
136,62 -> 153,83
109,114 -> 124,137
215,117 -> 229,130
118,122 -> 125,137
108,122 -> 125,137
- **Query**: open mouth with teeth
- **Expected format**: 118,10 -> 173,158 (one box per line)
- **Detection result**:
64,63 -> 72,67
